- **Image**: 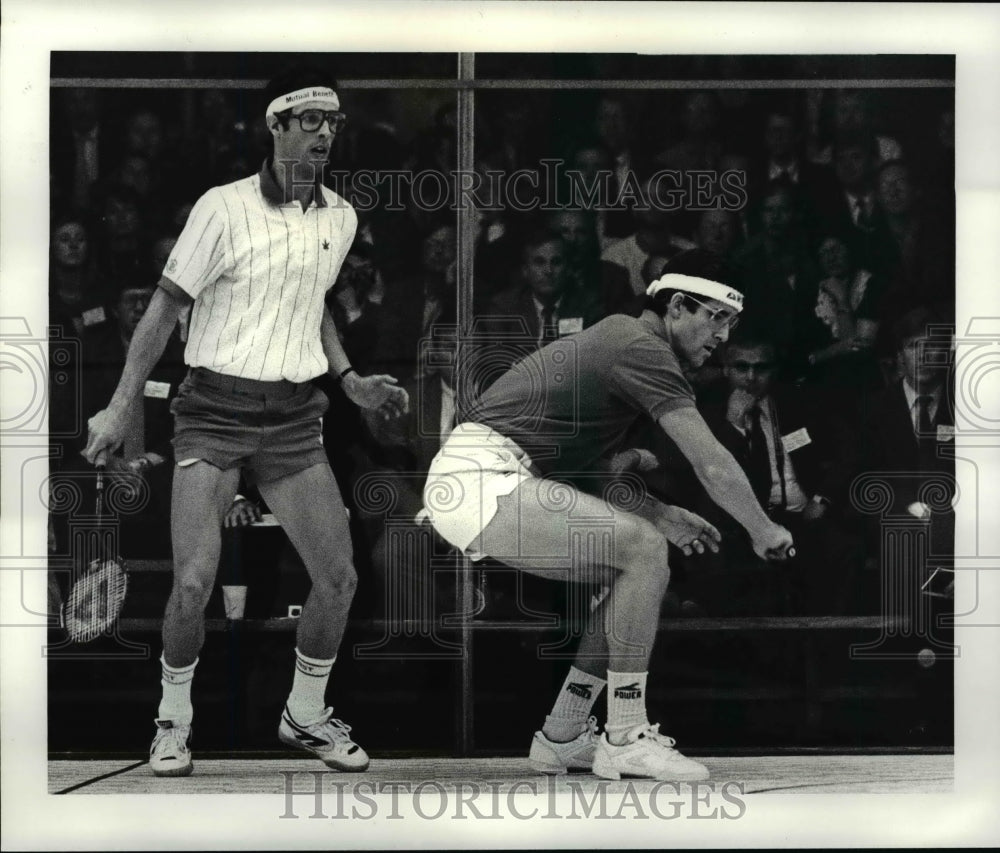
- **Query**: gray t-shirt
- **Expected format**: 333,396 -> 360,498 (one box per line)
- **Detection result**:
468,311 -> 695,476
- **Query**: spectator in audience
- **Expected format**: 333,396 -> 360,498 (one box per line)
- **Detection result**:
364,221 -> 457,478
809,89 -> 903,167
49,217 -> 106,477
806,232 -> 886,401
733,179 -> 825,372
602,176 -> 697,296
115,153 -> 155,203
593,95 -> 640,240
565,141 -> 618,251
654,91 -> 725,174
654,91 -> 727,238
92,183 -> 149,283
470,158 -> 521,309
813,132 -> 887,272
748,99 -> 837,243
50,217 -> 106,338
547,208 -> 635,318
718,151 -> 753,241
694,332 -> 861,614
51,88 -> 109,212
475,229 -> 613,392
917,107 -> 956,223
481,94 -> 543,175
858,305 -> 954,563
693,208 -> 742,263
874,159 -> 955,322
347,222 -> 460,617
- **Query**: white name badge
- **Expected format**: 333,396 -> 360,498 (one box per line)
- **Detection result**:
937,425 -> 954,442
81,306 -> 106,326
558,317 -> 583,335
782,427 -> 812,453
144,380 -> 171,399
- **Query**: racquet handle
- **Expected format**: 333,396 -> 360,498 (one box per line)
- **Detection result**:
95,466 -> 105,522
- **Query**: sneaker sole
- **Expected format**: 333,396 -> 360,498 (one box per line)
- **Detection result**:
151,761 -> 194,778
592,758 -> 709,782
528,758 -> 570,775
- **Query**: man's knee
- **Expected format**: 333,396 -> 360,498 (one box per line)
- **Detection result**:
311,561 -> 359,599
615,519 -> 670,578
171,572 -> 215,612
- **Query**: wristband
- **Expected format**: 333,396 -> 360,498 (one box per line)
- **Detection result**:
338,366 -> 357,383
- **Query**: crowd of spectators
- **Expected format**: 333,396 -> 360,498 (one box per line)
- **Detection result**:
48,83 -> 956,621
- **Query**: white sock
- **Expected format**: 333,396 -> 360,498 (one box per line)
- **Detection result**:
605,670 -> 650,744
542,666 -> 606,742
157,655 -> 197,725
285,648 -> 335,726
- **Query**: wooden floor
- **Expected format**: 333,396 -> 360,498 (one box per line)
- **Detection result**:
49,753 -> 952,795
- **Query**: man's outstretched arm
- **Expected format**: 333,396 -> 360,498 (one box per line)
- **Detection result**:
82,278 -> 190,465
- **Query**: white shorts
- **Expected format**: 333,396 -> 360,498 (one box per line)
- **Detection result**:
422,422 -> 539,561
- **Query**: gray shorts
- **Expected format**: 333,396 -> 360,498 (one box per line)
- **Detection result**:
170,368 -> 329,485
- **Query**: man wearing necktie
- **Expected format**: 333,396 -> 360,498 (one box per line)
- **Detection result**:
861,305 -> 954,552
474,230 -> 605,393
856,307 -> 954,739
695,334 -> 858,615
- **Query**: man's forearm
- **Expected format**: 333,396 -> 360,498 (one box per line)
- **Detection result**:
320,307 -> 352,377
108,288 -> 185,413
695,447 -> 774,540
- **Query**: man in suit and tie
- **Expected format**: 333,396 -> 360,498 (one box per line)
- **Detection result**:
473,228 -> 608,393
747,99 -> 838,246
860,305 -> 954,565
694,331 -> 860,614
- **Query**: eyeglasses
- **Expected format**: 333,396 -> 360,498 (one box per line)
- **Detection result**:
731,360 -> 775,373
288,109 -> 348,133
686,294 -> 741,330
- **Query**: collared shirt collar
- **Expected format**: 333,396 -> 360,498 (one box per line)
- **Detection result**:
768,160 -> 799,183
258,159 -> 327,208
532,294 -> 563,315
902,377 -> 941,423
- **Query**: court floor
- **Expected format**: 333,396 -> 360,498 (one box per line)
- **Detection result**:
50,753 -> 953,795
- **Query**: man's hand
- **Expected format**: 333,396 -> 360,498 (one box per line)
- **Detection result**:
608,449 -> 642,475
81,406 -> 130,466
342,372 -> 409,419
657,506 -> 722,557
751,522 -> 795,561
801,499 -> 829,523
224,498 -> 262,529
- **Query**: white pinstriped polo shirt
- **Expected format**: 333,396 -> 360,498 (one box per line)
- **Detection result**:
163,161 -> 357,382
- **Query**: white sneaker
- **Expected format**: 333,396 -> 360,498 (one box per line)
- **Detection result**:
150,719 -> 193,777
528,716 -> 600,774
592,723 -> 709,781
278,706 -> 370,771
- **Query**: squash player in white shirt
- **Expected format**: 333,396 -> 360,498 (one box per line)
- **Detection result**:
83,66 -> 408,777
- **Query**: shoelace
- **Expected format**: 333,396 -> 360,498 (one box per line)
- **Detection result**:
151,725 -> 189,756
314,710 -> 354,743
634,723 -> 678,751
